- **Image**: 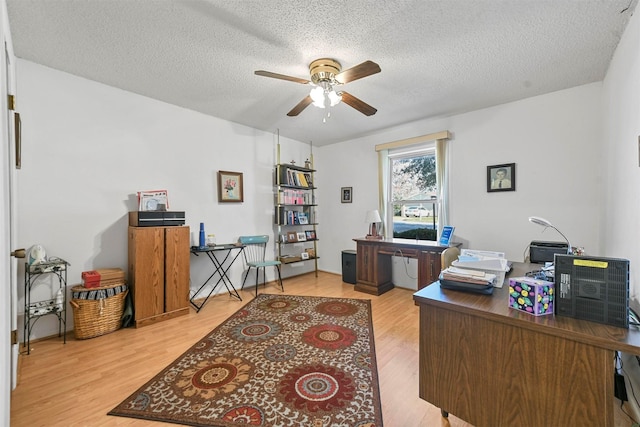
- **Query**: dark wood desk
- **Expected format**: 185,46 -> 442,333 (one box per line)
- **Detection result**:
353,238 -> 455,295
413,262 -> 640,427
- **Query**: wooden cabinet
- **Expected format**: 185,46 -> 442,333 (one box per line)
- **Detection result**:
418,251 -> 442,289
355,241 -> 392,295
128,226 -> 190,327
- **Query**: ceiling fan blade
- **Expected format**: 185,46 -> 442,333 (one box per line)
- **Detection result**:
335,61 -> 381,84
340,92 -> 377,116
287,95 -> 313,116
255,70 -> 310,84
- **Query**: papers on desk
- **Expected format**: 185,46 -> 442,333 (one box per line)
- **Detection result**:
450,249 -> 511,288
440,267 -> 497,285
438,267 -> 495,295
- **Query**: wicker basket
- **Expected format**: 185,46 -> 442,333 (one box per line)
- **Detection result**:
70,282 -> 128,340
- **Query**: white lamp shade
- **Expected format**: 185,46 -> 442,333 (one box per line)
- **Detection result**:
328,90 -> 342,106
528,216 -> 552,227
365,210 -> 382,223
310,86 -> 325,108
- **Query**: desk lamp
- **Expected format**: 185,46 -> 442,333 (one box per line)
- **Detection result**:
365,210 -> 383,240
528,216 -> 572,254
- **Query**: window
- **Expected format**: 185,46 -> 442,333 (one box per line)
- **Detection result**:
375,130 -> 451,241
387,145 -> 438,240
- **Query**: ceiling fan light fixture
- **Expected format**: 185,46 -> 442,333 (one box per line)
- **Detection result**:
256,57 -> 379,117
309,81 -> 342,109
310,85 -> 326,108
328,89 -> 342,106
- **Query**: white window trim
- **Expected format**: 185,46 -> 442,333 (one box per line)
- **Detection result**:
375,131 -> 451,240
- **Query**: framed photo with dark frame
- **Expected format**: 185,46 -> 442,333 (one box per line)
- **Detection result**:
341,187 -> 352,203
487,163 -> 515,192
217,170 -> 244,202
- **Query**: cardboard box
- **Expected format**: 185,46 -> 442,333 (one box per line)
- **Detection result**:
508,277 -> 554,316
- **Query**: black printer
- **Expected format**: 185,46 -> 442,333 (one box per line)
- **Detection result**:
529,241 -> 568,263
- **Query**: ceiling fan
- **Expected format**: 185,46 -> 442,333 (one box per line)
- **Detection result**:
255,58 -> 381,117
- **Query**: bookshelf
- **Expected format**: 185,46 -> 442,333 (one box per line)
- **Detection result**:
274,149 -> 318,276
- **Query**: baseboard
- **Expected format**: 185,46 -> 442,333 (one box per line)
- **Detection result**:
620,352 -> 640,422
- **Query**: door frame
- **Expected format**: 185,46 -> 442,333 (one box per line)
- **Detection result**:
1,2 -> 18,425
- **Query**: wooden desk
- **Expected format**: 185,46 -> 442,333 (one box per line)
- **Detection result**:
353,238 -> 455,295
413,262 -> 640,427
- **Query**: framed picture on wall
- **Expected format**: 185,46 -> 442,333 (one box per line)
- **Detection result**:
341,187 -> 352,203
218,170 -> 244,202
487,163 -> 516,192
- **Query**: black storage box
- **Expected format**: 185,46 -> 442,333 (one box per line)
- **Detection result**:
341,250 -> 357,284
129,211 -> 185,227
529,241 -> 568,263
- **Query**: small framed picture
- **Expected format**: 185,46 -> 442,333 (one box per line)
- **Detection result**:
298,212 -> 309,224
487,163 -> 516,192
218,170 -> 244,202
305,230 -> 316,240
305,248 -> 316,258
301,252 -> 310,260
287,231 -> 297,242
341,187 -> 352,203
296,231 -> 307,242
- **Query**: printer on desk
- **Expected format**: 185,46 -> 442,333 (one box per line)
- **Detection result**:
529,241 -> 568,264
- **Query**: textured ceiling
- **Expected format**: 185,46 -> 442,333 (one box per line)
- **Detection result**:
6,0 -> 638,146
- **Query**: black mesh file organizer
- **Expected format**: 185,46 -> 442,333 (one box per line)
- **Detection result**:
554,254 -> 629,328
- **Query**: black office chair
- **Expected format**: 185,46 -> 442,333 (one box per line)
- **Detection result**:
238,235 -> 283,296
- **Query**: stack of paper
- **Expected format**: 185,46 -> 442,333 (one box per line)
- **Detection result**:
440,266 -> 496,286
450,249 -> 510,288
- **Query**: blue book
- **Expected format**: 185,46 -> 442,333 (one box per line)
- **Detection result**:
439,226 -> 455,246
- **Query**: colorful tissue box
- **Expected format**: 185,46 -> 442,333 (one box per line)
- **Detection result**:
508,276 -> 554,316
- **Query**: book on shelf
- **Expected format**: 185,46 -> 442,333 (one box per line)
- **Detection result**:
303,172 -> 313,186
296,172 -> 308,187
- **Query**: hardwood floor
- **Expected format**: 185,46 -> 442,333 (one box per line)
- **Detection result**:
10,272 -> 634,426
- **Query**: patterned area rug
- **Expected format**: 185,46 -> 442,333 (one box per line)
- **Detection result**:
109,294 -> 383,426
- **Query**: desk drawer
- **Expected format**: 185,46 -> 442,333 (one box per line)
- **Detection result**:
378,247 -> 418,258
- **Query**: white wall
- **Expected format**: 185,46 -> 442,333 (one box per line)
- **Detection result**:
317,83 -> 603,274
601,6 -> 640,304
16,60 -> 314,340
